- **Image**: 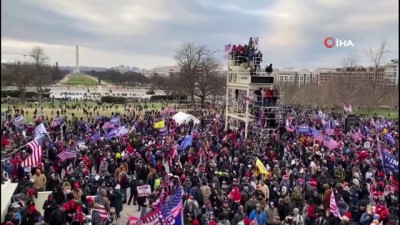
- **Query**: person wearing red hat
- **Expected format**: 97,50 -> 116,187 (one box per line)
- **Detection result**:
72,205 -> 85,225
21,204 -> 41,225
340,211 -> 352,223
43,194 -> 57,223
243,218 -> 252,225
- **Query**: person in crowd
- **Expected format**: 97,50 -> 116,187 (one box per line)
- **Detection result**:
1,95 -> 399,225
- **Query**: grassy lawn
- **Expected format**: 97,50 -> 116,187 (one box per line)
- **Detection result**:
333,107 -> 398,118
63,74 -> 101,86
356,108 -> 398,119
1,101 -> 178,122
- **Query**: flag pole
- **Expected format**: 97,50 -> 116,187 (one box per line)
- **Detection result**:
5,142 -> 30,158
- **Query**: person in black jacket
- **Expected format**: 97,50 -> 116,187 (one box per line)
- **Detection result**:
21,204 -> 41,225
128,176 -> 138,205
50,204 -> 68,225
42,194 -> 58,223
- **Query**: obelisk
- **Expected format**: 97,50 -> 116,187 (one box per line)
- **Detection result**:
76,45 -> 80,74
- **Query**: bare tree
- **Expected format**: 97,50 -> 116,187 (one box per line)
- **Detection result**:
151,74 -> 174,104
30,46 -> 49,103
359,41 -> 391,109
195,56 -> 220,107
175,43 -> 209,107
3,62 -> 34,102
338,56 -> 359,104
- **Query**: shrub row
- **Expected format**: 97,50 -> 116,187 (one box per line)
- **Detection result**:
150,95 -> 187,101
1,90 -> 50,98
101,96 -> 126,104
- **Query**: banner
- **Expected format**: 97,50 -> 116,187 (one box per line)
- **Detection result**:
137,185 -> 151,197
381,150 -> 399,173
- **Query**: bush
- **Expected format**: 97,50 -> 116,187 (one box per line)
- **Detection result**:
146,90 -> 155,95
101,96 -> 126,104
1,90 -> 50,99
150,95 -> 187,101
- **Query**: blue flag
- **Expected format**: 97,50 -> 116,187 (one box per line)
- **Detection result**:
297,126 -> 311,135
91,131 -> 100,142
180,135 -> 193,150
105,128 -> 119,139
381,150 -> 399,173
385,133 -> 396,145
110,116 -> 121,127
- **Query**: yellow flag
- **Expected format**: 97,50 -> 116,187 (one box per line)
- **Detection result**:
256,157 -> 268,175
154,120 -> 165,129
382,128 -> 388,135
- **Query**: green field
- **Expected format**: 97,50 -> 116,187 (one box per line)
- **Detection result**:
1,101 -> 177,122
333,107 -> 398,119
64,74 -> 101,86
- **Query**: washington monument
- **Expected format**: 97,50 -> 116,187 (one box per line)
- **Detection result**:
75,45 -> 80,74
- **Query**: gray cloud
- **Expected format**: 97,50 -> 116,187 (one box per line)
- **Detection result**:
2,0 -> 398,69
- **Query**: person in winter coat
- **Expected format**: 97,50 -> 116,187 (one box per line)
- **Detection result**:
42,194 -> 58,223
50,204 -> 68,225
231,205 -> 247,225
249,204 -> 267,225
278,196 -> 293,222
360,203 -> 380,225
113,185 -> 123,218
128,176 -> 138,205
21,204 -> 41,225
265,202 -> 280,225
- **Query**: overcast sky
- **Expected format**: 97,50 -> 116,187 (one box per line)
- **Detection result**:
1,0 -> 398,69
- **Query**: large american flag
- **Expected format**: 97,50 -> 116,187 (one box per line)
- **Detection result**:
57,145 -> 77,161
86,196 -> 109,220
323,136 -> 338,150
329,191 -> 341,217
21,140 -> 42,167
129,186 -> 184,225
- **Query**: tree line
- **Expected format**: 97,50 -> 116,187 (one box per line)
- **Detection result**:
1,47 -> 68,103
282,41 -> 398,110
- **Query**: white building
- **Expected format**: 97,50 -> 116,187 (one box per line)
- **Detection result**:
274,68 -> 297,85
384,59 -> 399,85
142,65 -> 181,77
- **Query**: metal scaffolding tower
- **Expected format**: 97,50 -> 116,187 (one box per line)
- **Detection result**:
225,56 -> 283,139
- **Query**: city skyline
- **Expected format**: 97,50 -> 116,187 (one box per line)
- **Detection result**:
1,0 -> 399,69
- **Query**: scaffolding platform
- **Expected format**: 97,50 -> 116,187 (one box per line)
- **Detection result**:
225,55 -> 284,139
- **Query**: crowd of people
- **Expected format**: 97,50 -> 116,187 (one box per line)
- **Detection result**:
1,103 -> 399,225
229,38 -> 263,69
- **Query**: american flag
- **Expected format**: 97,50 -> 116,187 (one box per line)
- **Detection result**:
324,128 -> 335,136
351,132 -> 363,142
50,117 -> 65,127
329,191 -> 341,217
310,128 -> 323,142
86,196 -> 109,220
129,186 -> 183,225
343,103 -> 352,114
323,136 -> 338,150
21,139 -> 42,167
224,44 -> 232,53
57,145 -> 77,161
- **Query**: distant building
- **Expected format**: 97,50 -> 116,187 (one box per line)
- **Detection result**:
274,68 -> 318,86
314,61 -> 398,86
142,65 -> 181,77
274,60 -> 398,87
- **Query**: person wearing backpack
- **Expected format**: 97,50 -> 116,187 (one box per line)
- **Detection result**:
291,184 -> 304,213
